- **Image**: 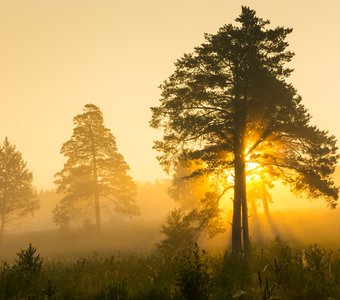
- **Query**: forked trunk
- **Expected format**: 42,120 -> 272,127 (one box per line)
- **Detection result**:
232,89 -> 249,252
231,72 -> 249,252
232,149 -> 249,252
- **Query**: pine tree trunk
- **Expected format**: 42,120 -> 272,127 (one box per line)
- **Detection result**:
90,131 -> 101,231
233,149 -> 249,252
93,161 -> 101,230
241,171 -> 250,250
232,87 -> 249,252
232,170 -> 242,252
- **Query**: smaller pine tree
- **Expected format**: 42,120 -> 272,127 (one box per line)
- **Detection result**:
176,243 -> 212,300
54,104 -> 139,229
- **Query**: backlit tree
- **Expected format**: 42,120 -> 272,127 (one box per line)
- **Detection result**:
150,7 -> 338,252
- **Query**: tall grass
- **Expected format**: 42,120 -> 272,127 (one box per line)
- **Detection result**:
0,240 -> 339,299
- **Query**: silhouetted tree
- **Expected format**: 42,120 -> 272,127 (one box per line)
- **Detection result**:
151,7 -> 338,252
54,104 -> 139,230
0,138 -> 39,238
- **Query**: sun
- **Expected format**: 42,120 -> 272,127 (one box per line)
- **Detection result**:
245,151 -> 262,182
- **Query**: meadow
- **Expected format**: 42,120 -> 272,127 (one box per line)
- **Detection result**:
1,183 -> 339,299
0,238 -> 339,300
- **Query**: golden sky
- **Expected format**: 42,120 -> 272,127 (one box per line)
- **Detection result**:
0,0 -> 339,189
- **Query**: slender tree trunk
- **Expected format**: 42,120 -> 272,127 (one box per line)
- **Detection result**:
231,67 -> 250,252
233,148 -> 249,252
93,160 -> 101,231
90,130 -> 101,231
241,169 -> 250,250
232,167 -> 242,252
232,112 -> 248,252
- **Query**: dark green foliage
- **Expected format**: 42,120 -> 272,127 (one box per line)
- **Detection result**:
0,262 -> 16,299
0,244 -> 43,299
253,240 -> 339,300
151,6 -> 339,252
0,241 -> 339,299
256,270 -> 278,300
214,250 -> 252,299
43,279 -> 58,300
175,243 -> 212,300
300,245 -> 336,299
15,243 -> 43,274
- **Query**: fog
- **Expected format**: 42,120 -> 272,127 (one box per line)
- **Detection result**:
0,181 -> 173,261
1,176 -> 339,262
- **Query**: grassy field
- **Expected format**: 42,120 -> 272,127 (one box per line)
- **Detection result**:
1,197 -> 339,299
0,239 -> 339,300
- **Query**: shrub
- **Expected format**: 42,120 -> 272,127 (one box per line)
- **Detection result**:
15,243 -> 43,274
0,244 -> 43,299
175,243 -> 212,300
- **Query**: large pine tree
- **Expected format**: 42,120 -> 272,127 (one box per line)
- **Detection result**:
54,104 -> 139,229
151,7 -> 338,252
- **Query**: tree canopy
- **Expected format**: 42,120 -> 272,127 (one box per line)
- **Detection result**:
0,137 -> 39,237
54,104 -> 139,229
151,7 -> 338,252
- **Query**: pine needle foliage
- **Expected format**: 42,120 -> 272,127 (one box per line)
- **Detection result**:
54,104 -> 139,229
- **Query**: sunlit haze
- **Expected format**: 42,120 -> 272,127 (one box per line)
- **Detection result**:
1,0 -> 340,190
1,4 -> 340,296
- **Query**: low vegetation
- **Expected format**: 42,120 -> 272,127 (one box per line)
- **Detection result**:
0,239 -> 339,299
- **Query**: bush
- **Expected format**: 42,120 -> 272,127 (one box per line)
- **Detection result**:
15,243 -> 43,273
0,244 -> 43,299
175,243 -> 212,300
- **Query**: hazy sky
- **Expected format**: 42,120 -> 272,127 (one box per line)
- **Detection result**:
1,0 -> 339,189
